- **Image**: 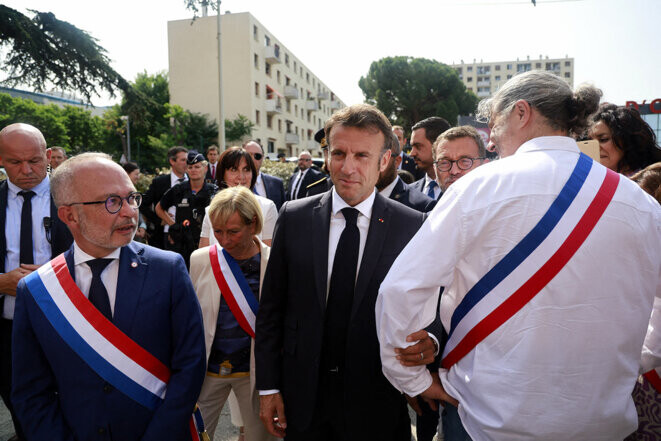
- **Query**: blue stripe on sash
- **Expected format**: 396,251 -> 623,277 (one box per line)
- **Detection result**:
448,153 -> 593,338
221,249 -> 259,315
24,273 -> 163,410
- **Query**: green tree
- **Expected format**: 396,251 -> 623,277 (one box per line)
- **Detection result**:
0,92 -> 69,145
225,114 -> 254,143
0,5 -> 130,102
358,56 -> 478,128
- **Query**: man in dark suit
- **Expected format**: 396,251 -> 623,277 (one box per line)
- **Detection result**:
255,104 -> 439,441
140,146 -> 188,249
12,153 -> 206,440
204,144 -> 219,184
0,123 -> 73,441
410,117 -> 451,200
393,125 -> 425,181
243,140 -> 286,211
377,132 -> 436,213
286,150 -> 324,201
305,129 -> 333,198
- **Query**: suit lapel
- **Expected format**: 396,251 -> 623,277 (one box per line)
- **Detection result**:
390,178 -> 405,203
113,242 -> 148,332
0,181 -> 7,271
351,193 -> 390,320
312,192 -> 332,310
63,246 -> 76,281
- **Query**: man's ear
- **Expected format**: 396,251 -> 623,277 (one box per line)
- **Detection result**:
513,99 -> 533,128
379,149 -> 392,173
58,205 -> 77,229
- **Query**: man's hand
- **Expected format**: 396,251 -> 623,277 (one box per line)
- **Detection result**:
395,329 -> 436,366
0,264 -> 40,296
421,372 -> 458,407
405,394 -> 423,416
259,393 -> 287,438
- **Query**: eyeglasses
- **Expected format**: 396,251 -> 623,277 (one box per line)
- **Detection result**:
434,157 -> 485,172
65,192 -> 142,214
252,153 -> 263,161
300,158 -> 311,162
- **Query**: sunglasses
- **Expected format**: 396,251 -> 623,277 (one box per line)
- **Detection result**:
252,153 -> 263,160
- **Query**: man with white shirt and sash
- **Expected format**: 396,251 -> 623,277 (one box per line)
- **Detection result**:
12,153 -> 207,440
377,71 -> 661,441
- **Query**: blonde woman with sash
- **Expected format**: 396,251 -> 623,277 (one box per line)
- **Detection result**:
189,186 -> 274,441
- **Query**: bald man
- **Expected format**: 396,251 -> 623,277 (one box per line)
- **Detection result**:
0,123 -> 73,440
12,153 -> 206,440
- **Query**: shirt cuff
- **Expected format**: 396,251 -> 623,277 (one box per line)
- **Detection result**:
259,389 -> 280,396
428,332 -> 440,356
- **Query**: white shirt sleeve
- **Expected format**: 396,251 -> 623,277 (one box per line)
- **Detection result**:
641,293 -> 661,373
200,206 -> 211,239
259,198 -> 278,241
376,187 -> 467,396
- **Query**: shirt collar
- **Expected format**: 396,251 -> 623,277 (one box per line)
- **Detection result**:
7,174 -> 50,199
170,172 -> 188,186
256,172 -> 264,185
424,174 -> 435,185
73,242 -> 121,266
379,176 -> 400,199
331,186 -> 376,221
515,136 -> 580,155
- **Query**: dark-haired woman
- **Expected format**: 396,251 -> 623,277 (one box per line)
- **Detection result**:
589,104 -> 661,176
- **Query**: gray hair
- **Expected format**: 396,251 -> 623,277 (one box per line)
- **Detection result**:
299,150 -> 312,158
477,70 -> 602,137
51,152 -> 114,207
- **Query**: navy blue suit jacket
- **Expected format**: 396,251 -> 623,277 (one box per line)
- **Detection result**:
261,173 -> 286,211
287,168 -> 324,201
12,242 -> 206,441
400,152 -> 425,181
389,178 -> 437,213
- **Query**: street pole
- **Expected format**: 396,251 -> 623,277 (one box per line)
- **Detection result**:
216,0 -> 226,150
126,115 -> 131,161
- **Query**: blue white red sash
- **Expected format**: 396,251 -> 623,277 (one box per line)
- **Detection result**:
442,154 -> 620,369
24,254 -> 171,410
643,368 -> 661,393
209,244 -> 259,338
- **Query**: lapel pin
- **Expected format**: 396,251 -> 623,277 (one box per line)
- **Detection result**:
131,261 -> 138,268
378,218 -> 384,223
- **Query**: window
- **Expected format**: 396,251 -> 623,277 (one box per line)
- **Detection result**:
506,64 -> 513,70
267,140 -> 275,154
545,62 -> 560,71
254,54 -> 259,69
285,76 -> 291,86
286,100 -> 291,113
265,63 -> 271,76
467,66 -> 473,72
535,62 -> 541,68
306,72 -> 310,83
455,68 -> 462,75
467,77 -> 473,82
294,61 -> 297,71
255,110 -> 260,125
565,61 -> 571,67
267,114 -> 273,129
495,75 -> 501,81
285,53 -> 289,66
294,104 -> 298,115
564,72 -> 571,78
517,63 -> 532,72
507,74 -> 512,79
254,82 -> 259,97
253,25 -> 258,41
264,35 -> 270,47
495,65 -> 501,71
278,119 -> 282,132
277,70 -> 281,83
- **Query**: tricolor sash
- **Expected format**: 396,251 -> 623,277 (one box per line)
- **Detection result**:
442,154 -> 620,369
209,244 -> 259,338
24,254 -> 170,410
643,368 -> 661,393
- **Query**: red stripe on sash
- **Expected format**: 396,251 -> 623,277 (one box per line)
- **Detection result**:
443,169 -> 620,369
643,369 -> 661,393
50,254 -> 171,383
189,416 -> 199,441
208,246 -> 256,338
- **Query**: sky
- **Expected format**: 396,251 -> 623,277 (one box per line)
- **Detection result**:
2,0 -> 660,109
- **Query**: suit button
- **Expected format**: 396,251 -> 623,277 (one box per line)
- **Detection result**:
103,383 -> 112,393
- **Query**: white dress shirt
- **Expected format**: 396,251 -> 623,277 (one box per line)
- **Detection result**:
200,194 -> 278,243
164,172 -> 188,233
377,137 -> 661,441
2,176 -> 52,319
379,176 -> 400,199
253,172 -> 267,198
422,174 -> 440,200
73,243 -> 121,316
290,169 -> 308,199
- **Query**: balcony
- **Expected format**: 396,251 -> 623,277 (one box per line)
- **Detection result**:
317,91 -> 329,100
285,133 -> 299,145
477,90 -> 491,98
264,45 -> 281,64
307,140 -> 319,150
284,85 -> 299,99
266,98 -> 282,114
477,80 -> 491,87
306,100 -> 319,111
330,100 -> 341,110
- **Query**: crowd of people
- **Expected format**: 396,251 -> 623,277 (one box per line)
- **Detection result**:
0,69 -> 659,441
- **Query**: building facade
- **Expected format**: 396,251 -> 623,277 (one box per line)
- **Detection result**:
168,12 -> 346,157
450,55 -> 574,99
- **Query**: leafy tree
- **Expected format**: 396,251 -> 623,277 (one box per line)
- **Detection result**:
61,106 -> 106,154
358,56 -> 478,128
0,5 -> 130,102
225,114 -> 254,143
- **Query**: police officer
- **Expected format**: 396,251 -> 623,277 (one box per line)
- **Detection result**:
305,128 -> 333,197
156,151 -> 217,267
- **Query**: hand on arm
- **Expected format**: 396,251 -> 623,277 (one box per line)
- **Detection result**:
0,264 -> 40,296
395,329 -> 437,366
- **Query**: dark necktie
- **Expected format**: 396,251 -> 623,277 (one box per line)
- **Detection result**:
427,180 -> 438,199
19,190 -> 36,265
323,207 -> 360,372
293,171 -> 304,199
87,259 -> 113,321
211,164 -> 216,179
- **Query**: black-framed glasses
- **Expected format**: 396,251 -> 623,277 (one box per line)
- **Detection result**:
252,153 -> 263,160
65,192 -> 142,214
434,157 -> 485,172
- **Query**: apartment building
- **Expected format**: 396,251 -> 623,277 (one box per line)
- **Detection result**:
168,12 -> 346,157
450,55 -> 574,99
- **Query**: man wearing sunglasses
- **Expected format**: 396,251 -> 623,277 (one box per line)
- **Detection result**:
287,151 -> 324,201
243,140 -> 286,211
12,153 -> 206,440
